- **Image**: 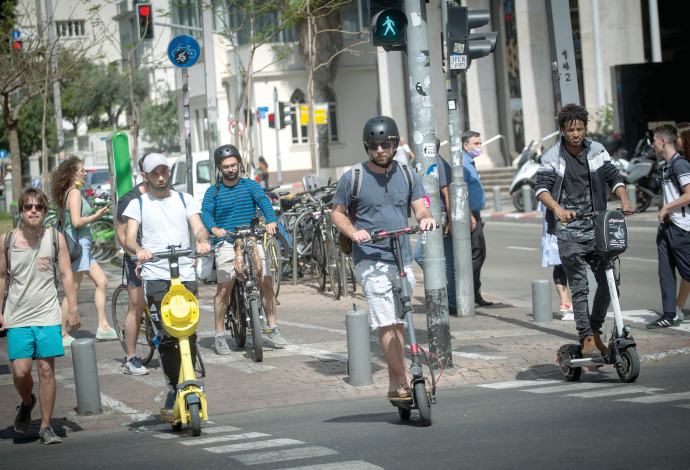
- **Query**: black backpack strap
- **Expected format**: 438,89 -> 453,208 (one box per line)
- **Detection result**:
398,162 -> 414,217
4,229 -> 16,273
348,163 -> 363,223
50,227 -> 59,287
212,182 -> 220,219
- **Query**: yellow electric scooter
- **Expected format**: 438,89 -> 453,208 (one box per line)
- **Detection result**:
134,244 -> 208,436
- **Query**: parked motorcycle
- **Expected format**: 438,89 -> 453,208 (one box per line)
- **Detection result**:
509,131 -> 559,212
608,132 -> 662,212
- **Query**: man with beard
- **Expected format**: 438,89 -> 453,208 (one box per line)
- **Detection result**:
123,153 -> 210,408
201,145 -> 283,355
331,116 -> 435,399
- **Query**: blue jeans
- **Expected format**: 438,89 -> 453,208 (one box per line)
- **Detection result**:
414,233 -> 456,308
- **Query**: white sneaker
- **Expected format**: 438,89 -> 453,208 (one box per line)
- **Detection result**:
561,313 -> 575,321
214,335 -> 231,355
122,356 -> 149,375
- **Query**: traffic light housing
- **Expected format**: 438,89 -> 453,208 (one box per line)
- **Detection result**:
137,2 -> 154,40
278,102 -> 292,129
446,6 -> 497,71
268,113 -> 275,129
368,0 -> 407,51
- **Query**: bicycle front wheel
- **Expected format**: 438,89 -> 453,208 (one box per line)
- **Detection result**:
111,284 -> 155,365
249,297 -> 264,362
313,230 -> 326,290
264,236 -> 282,298
227,283 -> 246,347
325,230 -> 342,300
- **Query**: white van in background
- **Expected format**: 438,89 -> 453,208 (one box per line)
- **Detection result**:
170,152 -> 214,206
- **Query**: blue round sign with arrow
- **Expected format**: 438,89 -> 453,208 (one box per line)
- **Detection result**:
168,35 -> 200,68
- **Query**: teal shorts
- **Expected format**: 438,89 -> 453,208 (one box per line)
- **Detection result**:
7,325 -> 65,360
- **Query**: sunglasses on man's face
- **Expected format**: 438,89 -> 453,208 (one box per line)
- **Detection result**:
23,203 -> 45,212
366,140 -> 395,151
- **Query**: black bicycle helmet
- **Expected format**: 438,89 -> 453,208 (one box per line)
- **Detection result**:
362,116 -> 400,142
214,144 -> 241,166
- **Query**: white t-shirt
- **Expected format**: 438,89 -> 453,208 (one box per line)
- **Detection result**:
122,191 -> 200,281
394,143 -> 412,166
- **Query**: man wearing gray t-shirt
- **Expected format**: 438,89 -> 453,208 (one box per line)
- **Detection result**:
332,116 -> 435,400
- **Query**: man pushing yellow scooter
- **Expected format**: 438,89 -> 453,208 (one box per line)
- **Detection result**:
134,244 -> 209,436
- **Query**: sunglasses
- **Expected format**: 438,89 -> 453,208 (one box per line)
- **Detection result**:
23,203 -> 45,212
366,140 -> 395,150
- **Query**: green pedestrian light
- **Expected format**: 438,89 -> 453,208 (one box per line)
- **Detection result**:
369,0 -> 407,50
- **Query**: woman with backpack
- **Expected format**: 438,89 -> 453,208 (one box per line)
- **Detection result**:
50,156 -> 113,345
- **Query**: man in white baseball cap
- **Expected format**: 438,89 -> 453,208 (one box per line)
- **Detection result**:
141,153 -> 169,174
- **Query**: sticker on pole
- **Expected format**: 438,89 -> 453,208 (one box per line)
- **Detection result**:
168,35 -> 200,68
449,53 -> 468,70
229,119 -> 246,136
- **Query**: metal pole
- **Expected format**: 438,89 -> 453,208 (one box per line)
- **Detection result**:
546,0 -> 581,107
492,185 -> 502,212
202,6 -> 218,184
405,0 -> 452,369
44,0 -> 63,181
71,339 -> 102,415
649,0 -> 662,63
443,0 -> 475,319
591,0 -> 605,108
522,183 -> 533,212
532,279 -> 552,323
273,87 -> 283,184
346,303 -> 372,385
183,68 -> 193,195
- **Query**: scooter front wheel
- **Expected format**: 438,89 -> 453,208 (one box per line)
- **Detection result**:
414,382 -> 432,427
188,402 -> 201,436
616,347 -> 640,383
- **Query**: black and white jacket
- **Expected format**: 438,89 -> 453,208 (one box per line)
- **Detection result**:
535,137 -> 625,236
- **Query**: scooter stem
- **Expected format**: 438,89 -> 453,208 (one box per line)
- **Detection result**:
178,335 -> 195,383
605,265 -> 624,337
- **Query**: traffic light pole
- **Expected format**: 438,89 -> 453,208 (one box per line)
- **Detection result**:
273,88 -> 283,185
441,0 -> 475,317
404,0 -> 452,369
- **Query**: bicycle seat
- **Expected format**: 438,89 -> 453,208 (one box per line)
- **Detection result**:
161,283 -> 200,337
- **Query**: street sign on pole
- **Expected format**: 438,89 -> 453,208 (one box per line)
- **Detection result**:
229,119 -> 246,136
168,35 -> 201,68
0,149 -> 7,159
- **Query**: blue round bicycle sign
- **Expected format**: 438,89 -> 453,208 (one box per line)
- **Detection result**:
168,35 -> 200,68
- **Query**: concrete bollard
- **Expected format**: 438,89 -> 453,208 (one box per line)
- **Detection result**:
626,184 -> 637,208
492,186 -> 502,212
346,303 -> 372,386
71,338 -> 102,415
532,279 -> 552,323
522,184 -> 533,212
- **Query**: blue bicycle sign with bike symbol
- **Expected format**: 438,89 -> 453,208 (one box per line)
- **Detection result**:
168,35 -> 200,68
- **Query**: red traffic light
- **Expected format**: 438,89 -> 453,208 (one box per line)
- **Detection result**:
138,5 -> 150,16
12,40 -> 22,50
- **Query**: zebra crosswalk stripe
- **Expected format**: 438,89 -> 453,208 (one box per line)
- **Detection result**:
205,438 -> 304,454
521,382 -> 612,394
478,380 -> 560,389
233,446 -> 339,466
181,432 -> 269,446
619,391 -> 690,404
279,461 -> 384,470
567,386 -> 663,398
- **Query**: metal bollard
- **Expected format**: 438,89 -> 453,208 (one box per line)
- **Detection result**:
522,184 -> 533,212
626,184 -> 637,208
346,303 -> 372,386
532,279 -> 552,323
492,185 -> 502,212
71,338 -> 102,415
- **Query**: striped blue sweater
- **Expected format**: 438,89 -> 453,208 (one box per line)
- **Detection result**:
201,178 -> 278,242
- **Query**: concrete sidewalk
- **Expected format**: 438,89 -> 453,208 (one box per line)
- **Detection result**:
2,253 -> 688,441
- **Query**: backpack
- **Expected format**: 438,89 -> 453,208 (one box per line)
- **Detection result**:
341,161 -> 415,254
3,227 -> 60,296
667,154 -> 690,216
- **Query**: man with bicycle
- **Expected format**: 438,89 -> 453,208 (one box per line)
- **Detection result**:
201,144 -> 285,355
332,116 -> 435,399
123,153 -> 210,407
115,153 -> 151,376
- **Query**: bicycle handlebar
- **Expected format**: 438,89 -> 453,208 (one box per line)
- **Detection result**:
362,225 -> 431,244
214,225 -> 266,242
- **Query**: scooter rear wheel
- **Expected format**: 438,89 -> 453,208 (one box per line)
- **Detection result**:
398,407 -> 411,420
559,345 -> 582,382
414,382 -> 432,427
188,402 -> 201,436
616,347 -> 640,383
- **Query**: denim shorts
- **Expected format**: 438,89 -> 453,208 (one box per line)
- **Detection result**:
71,237 -> 96,272
125,256 -> 143,288
355,259 -> 415,329
7,325 -> 64,360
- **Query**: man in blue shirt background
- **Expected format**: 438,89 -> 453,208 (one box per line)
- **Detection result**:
462,130 -> 493,307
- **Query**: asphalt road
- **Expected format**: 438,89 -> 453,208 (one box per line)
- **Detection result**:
3,354 -> 688,469
481,221 -> 662,311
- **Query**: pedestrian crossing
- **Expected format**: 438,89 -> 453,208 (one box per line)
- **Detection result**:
614,310 -> 690,332
150,424 -> 383,469
478,379 -> 690,409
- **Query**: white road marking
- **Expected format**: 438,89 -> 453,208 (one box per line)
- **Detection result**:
205,438 -> 304,454
506,246 -> 538,251
453,352 -> 507,360
567,386 -> 663,398
280,462 -> 384,470
522,383 -> 612,394
280,320 -> 347,335
620,256 -> 656,263
152,433 -> 180,439
234,446 -> 339,465
181,432 -> 269,445
478,380 -> 560,389
607,310 -> 690,332
619,391 -> 690,404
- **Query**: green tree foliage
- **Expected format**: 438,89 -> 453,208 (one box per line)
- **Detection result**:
0,95 -> 56,158
90,63 -> 149,130
140,90 -> 181,153
61,58 -> 102,134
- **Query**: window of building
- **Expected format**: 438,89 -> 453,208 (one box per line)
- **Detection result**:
171,0 -> 202,38
56,20 -> 86,37
213,1 -> 297,45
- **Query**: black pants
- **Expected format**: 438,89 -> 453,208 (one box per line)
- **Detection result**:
558,239 -> 611,341
471,211 -> 487,299
657,223 -> 690,319
144,279 -> 198,390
